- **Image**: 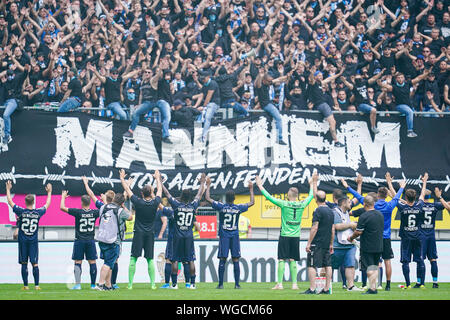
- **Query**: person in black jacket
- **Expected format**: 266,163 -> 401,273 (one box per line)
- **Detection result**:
215,61 -> 248,118
1,64 -> 30,144
171,99 -> 201,128
0,72 -> 7,106
378,69 -> 431,137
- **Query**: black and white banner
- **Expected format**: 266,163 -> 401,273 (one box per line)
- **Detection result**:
0,110 -> 449,197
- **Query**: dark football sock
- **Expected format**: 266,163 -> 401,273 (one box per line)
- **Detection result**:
21,264 -> 28,286
32,266 -> 39,286
218,259 -> 226,287
89,263 -> 97,285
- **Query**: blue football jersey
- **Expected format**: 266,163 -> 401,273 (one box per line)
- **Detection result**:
14,205 -> 46,241
67,208 -> 100,241
168,197 -> 199,238
420,201 -> 444,238
397,200 -> 425,240
161,207 -> 175,241
212,201 -> 249,237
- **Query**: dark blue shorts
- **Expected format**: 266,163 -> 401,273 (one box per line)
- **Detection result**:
421,236 -> 438,260
98,242 -> 120,269
400,238 -> 424,263
172,236 -> 195,262
218,235 -> 241,259
72,240 -> 98,261
18,240 -> 39,264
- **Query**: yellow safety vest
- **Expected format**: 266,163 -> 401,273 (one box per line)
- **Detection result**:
238,215 -> 250,239
124,215 -> 135,240
193,226 -> 200,239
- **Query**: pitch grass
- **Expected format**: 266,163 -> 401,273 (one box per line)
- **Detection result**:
0,282 -> 449,300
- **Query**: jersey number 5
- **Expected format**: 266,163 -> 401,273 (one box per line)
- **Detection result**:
423,211 -> 432,226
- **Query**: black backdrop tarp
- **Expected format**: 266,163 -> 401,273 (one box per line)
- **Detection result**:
0,110 -> 449,198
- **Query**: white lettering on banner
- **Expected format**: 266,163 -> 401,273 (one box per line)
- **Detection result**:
207,123 -> 249,168
52,115 -> 401,171
115,125 -> 162,169
1,241 -> 450,283
248,117 -> 271,168
290,117 -> 331,166
52,117 -> 113,168
342,121 -> 401,170
161,127 -> 205,169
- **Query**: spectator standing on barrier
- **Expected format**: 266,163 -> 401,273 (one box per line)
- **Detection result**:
348,194 -> 384,295
156,66 -> 175,143
254,68 -> 292,146
307,65 -> 345,147
304,190 -> 335,295
377,69 -> 432,138
215,59 -> 249,118
340,68 -> 386,134
88,64 -> 139,120
196,70 -> 221,143
123,66 -> 172,144
57,68 -> 83,113
1,64 -> 30,144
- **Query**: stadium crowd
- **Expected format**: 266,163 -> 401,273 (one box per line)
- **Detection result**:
1,0 -> 450,144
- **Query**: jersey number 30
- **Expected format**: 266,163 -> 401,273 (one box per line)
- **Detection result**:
177,212 -> 194,227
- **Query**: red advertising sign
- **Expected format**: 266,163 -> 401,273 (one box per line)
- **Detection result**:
196,215 -> 217,239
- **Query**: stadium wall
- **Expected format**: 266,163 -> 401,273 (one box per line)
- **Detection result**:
1,240 -> 450,284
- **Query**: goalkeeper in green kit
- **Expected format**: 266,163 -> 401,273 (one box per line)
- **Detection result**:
255,172 -> 317,290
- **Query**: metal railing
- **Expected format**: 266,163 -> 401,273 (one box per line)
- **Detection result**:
1,104 -> 450,121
